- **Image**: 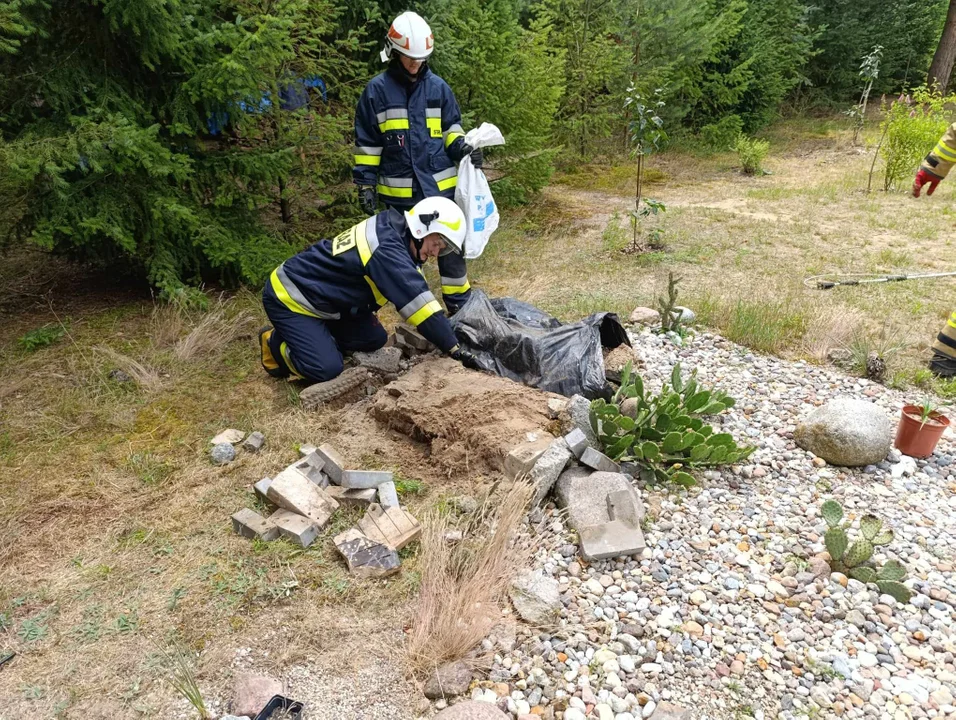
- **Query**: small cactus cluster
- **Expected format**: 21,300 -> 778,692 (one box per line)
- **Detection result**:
821,500 -> 912,603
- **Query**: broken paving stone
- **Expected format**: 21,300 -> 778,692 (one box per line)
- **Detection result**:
253,477 -> 273,504
607,489 -> 642,526
325,485 -> 377,507
211,442 -> 236,465
376,480 -> 399,509
313,444 -> 346,484
564,427 -> 590,459
211,428 -> 245,445
358,503 -> 421,550
231,672 -> 283,718
423,660 -> 474,699
269,509 -> 319,548
266,465 -> 338,528
509,569 -> 561,625
333,528 -> 400,578
231,508 -> 279,542
580,446 -> 620,473
555,469 -> 645,560
396,323 -> 433,351
529,439 -> 573,506
340,469 -> 393,489
354,346 -> 402,374
241,431 -> 265,453
298,443 -> 316,458
579,520 -> 645,561
504,436 -> 553,480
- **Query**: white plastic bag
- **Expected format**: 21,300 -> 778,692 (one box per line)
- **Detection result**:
455,122 -> 505,259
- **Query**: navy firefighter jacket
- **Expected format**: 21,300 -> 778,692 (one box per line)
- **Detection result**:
353,64 -> 467,208
268,209 -> 459,352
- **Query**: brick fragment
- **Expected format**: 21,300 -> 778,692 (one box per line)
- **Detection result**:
231,508 -> 279,541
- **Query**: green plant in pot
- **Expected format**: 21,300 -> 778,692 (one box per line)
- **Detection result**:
894,398 -> 951,459
821,499 -> 911,603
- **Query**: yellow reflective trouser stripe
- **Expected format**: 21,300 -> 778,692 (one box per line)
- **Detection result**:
444,131 -> 464,148
436,175 -> 458,191
379,119 -> 410,132
377,184 -> 413,198
407,300 -> 443,327
279,342 -> 303,379
935,142 -> 956,162
270,269 -> 320,318
442,281 -> 471,296
354,154 -> 381,166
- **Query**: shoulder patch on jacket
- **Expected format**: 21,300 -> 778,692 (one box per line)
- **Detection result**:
332,228 -> 357,256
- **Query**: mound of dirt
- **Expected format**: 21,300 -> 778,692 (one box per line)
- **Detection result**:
359,357 -> 559,478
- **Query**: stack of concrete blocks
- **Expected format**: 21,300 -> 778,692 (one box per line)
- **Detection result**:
503,394 -> 645,561
391,323 -> 434,358
232,443 -> 421,579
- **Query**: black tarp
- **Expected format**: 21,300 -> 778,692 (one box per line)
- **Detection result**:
449,290 -> 630,399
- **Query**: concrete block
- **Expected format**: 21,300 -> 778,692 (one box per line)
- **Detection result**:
564,427 -> 590,459
396,323 -> 433,351
340,469 -> 393,489
325,485 -> 377,507
358,503 -> 421,550
377,480 -> 399,509
504,435 -> 554,480
253,477 -> 272,504
211,428 -> 245,445
606,489 -> 642,526
529,439 -> 573,506
314,444 -> 346,483
269,509 -> 319,548
333,528 -> 400,578
266,466 -> 339,528
241,431 -> 265,453
579,520 -> 645,560
231,508 -> 279,542
298,443 -> 316,458
580,446 -> 620,473
555,470 -> 644,530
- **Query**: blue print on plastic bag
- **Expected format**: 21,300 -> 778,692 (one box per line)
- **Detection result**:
472,195 -> 496,232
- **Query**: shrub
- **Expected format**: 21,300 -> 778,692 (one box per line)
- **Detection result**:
821,500 -> 912,603
590,362 -> 754,486
734,135 -> 770,174
881,86 -> 956,191
18,324 -> 65,352
700,115 -> 744,151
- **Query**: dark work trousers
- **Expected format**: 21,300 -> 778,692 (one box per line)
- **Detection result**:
262,282 -> 387,382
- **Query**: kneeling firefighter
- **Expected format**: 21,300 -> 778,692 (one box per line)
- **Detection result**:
259,197 -> 479,383
911,126 -> 956,378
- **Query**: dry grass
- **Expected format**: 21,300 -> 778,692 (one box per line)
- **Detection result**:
175,298 -> 254,361
405,480 -> 534,677
94,345 -> 163,391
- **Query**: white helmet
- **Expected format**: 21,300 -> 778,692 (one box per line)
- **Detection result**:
405,197 -> 466,256
381,11 -> 434,63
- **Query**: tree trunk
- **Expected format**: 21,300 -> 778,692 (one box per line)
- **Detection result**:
929,0 -> 956,92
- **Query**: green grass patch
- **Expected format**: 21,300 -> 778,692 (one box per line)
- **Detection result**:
18,324 -> 66,352
695,294 -> 810,354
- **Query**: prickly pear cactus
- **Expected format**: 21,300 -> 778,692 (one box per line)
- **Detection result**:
825,527 -> 848,564
860,514 -> 883,540
843,539 -> 874,568
821,500 -> 843,528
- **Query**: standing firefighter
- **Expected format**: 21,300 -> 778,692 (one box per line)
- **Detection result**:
912,126 -> 956,378
259,197 -> 479,383
353,11 -> 482,314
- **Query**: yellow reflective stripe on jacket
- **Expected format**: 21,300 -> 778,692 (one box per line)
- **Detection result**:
379,118 -> 410,132
426,117 -> 442,138
407,300 -> 443,327
354,154 -> 381,166
934,141 -> 956,162
270,269 -> 320,318
377,184 -> 414,198
436,175 -> 457,191
351,219 -> 387,306
444,131 -> 464,148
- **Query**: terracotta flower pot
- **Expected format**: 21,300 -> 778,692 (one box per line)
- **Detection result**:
894,405 -> 951,459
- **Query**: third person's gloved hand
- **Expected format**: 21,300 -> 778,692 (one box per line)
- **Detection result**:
913,168 -> 941,197
358,186 -> 378,215
460,144 -> 483,169
450,346 -> 481,370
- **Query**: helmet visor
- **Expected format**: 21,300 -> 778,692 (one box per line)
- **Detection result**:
437,237 -> 460,257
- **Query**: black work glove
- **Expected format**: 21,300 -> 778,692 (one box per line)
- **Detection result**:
460,144 -> 483,169
358,186 -> 377,216
450,346 -> 481,370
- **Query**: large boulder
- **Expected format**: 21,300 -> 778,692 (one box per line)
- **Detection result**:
433,701 -> 510,720
794,398 -> 893,467
509,570 -> 561,624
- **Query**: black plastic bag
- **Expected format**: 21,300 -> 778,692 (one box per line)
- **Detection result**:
450,290 -> 629,399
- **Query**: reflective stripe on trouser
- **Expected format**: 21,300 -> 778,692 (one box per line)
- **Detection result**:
263,280 -> 387,383
932,310 -> 956,360
437,252 -> 471,311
